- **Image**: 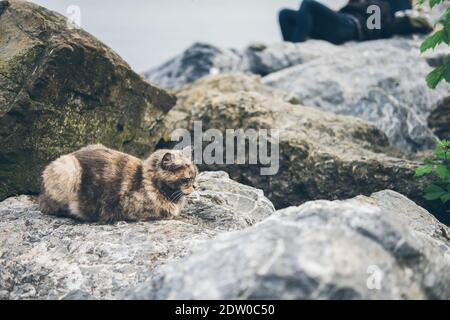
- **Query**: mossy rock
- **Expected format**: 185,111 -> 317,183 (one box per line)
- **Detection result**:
0,0 -> 176,199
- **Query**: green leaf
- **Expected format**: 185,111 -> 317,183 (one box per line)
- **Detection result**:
441,193 -> 450,203
440,8 -> 450,26
434,140 -> 450,159
430,0 -> 445,8
415,165 -> 433,176
424,184 -> 447,200
427,66 -> 444,89
436,164 -> 449,179
426,63 -> 450,89
435,150 -> 450,160
420,30 -> 448,53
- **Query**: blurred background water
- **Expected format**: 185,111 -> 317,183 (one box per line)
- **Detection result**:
31,0 -> 346,72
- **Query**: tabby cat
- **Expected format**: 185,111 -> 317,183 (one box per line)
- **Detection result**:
39,144 -> 198,223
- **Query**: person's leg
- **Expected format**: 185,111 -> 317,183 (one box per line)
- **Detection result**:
278,9 -> 298,41
279,0 -> 357,44
289,0 -> 315,42
303,0 -> 358,44
279,0 -> 316,43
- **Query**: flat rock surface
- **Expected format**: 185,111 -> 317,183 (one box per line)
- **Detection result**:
0,171 -> 274,299
127,190 -> 450,300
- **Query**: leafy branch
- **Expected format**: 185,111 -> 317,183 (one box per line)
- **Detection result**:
415,140 -> 450,204
418,0 -> 450,88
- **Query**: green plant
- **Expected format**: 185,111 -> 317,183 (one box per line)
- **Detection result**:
418,0 -> 450,88
415,140 -> 450,205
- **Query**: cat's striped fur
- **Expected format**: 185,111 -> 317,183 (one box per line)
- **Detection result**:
39,144 -> 198,223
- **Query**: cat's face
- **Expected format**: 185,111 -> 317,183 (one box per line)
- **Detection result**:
147,147 -> 199,199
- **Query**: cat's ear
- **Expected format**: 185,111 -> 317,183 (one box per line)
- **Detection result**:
182,146 -> 192,160
161,152 -> 173,170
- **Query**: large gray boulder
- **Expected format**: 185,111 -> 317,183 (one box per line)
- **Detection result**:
0,171 -> 274,299
143,43 -> 247,90
0,0 -> 176,200
244,40 -> 344,76
161,73 -> 428,209
263,37 -> 449,152
126,190 -> 450,300
143,41 -> 343,89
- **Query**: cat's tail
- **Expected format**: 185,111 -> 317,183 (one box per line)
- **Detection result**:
39,154 -> 83,219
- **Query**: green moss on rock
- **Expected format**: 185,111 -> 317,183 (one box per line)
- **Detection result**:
0,0 -> 176,199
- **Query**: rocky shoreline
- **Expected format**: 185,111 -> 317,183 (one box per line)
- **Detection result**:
1,184 -> 449,300
145,38 -> 449,153
0,0 -> 449,299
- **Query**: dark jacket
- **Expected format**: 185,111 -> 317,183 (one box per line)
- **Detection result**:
339,0 -> 396,40
388,0 -> 412,13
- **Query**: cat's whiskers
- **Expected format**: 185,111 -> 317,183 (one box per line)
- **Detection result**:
169,190 -> 182,202
173,191 -> 183,202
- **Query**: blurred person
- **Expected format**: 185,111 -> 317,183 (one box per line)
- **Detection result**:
279,0 -> 432,44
